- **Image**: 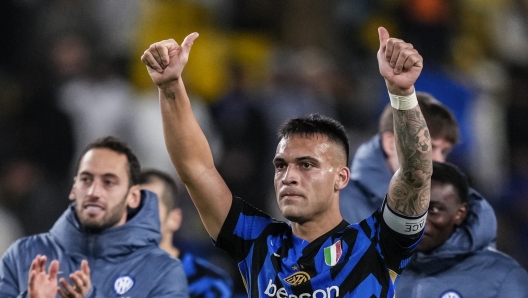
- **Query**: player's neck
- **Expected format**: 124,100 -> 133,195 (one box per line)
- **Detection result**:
159,235 -> 180,258
291,212 -> 343,242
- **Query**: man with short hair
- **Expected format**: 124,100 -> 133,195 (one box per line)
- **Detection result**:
141,27 -> 432,297
140,169 -> 234,298
0,136 -> 188,298
397,161 -> 528,297
340,92 -> 463,223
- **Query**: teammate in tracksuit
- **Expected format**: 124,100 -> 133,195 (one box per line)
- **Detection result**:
140,169 -> 234,298
0,136 -> 188,297
397,162 -> 528,297
141,27 -> 432,297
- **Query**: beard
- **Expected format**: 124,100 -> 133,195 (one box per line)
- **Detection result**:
75,191 -> 129,233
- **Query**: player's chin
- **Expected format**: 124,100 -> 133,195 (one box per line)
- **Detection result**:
281,207 -> 306,224
284,215 -> 306,224
79,217 -> 104,230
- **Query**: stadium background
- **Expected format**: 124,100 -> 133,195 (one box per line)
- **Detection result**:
1,0 -> 528,296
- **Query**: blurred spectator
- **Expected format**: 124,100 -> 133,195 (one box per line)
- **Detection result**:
395,0 -> 478,176
468,60 -> 508,199
211,63 -> 268,211
0,158 -> 69,236
132,89 -> 223,179
497,66 -> 528,270
85,0 -> 141,76
413,68 -> 475,173
256,47 -> 340,216
491,0 -> 528,67
32,0 -> 99,73
56,34 -> 136,168
259,47 -> 339,150
0,69 -> 74,235
448,0 -> 513,199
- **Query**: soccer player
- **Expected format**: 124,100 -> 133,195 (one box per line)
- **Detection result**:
397,162 -> 528,297
141,27 -> 432,297
140,169 -> 235,298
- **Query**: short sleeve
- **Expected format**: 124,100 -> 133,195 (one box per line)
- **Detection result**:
214,197 -> 274,262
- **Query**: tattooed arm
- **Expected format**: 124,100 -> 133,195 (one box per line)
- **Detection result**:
377,27 -> 432,217
389,108 -> 431,216
141,34 -> 232,240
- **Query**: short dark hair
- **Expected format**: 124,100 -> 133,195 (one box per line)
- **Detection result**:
379,92 -> 459,144
139,169 -> 179,212
431,161 -> 469,204
278,113 -> 350,166
76,136 -> 141,187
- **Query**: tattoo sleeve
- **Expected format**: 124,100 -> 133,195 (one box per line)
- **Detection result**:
388,107 -> 432,216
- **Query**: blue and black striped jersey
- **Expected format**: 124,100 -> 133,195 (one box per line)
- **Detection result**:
215,197 -> 422,298
180,251 -> 235,298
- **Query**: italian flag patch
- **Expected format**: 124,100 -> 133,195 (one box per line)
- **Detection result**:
324,240 -> 342,266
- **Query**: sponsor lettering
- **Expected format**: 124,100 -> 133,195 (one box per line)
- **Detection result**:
264,279 -> 339,297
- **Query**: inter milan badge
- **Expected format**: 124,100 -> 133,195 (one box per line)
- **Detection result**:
114,275 -> 134,295
440,290 -> 462,298
283,271 -> 311,286
324,240 -> 342,266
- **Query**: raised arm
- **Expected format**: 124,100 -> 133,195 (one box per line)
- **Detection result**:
377,27 -> 432,217
141,34 -> 232,240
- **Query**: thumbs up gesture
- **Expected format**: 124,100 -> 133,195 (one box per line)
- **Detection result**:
377,27 -> 423,95
141,32 -> 199,88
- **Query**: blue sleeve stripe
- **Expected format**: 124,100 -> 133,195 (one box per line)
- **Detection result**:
233,213 -> 274,240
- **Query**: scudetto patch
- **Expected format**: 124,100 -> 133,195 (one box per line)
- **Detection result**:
114,275 -> 135,295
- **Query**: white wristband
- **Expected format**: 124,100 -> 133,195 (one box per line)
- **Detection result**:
389,91 -> 418,110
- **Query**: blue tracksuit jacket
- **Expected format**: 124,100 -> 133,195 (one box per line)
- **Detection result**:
0,190 -> 188,297
397,190 -> 528,297
339,134 -> 391,224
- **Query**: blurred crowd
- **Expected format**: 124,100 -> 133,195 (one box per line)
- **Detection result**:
1,0 -> 528,295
